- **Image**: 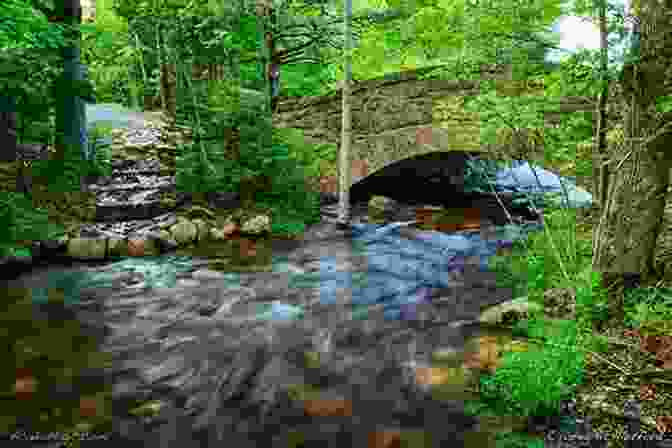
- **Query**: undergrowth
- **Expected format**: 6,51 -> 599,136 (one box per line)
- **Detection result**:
472,204 -> 602,435
478,315 -> 585,418
173,80 -> 332,238
476,197 -> 671,445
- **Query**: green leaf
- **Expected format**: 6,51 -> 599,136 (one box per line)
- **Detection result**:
656,96 -> 672,113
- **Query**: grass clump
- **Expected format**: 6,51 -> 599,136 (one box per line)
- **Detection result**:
477,317 -> 585,418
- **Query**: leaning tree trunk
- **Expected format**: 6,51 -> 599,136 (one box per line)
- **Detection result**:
593,0 -> 672,299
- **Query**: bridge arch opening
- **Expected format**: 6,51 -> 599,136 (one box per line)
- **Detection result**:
348,150 -> 566,225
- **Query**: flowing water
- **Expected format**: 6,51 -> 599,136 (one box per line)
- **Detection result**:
4,199 -> 554,447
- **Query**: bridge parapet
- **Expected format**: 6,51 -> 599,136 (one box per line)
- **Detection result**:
273,66 -> 616,187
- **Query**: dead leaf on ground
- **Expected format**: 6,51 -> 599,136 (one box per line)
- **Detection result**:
624,329 -> 641,338
656,415 -> 672,433
638,334 -> 672,369
303,398 -> 353,417
414,366 -> 453,386
639,384 -> 657,401
14,368 -> 37,399
79,395 -> 100,418
221,222 -> 238,237
368,430 -> 402,448
127,239 -> 145,257
462,336 -> 501,373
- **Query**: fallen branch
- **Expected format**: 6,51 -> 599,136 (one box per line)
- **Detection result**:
586,350 -> 632,376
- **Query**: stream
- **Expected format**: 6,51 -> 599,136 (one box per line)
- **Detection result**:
5,201 -> 549,447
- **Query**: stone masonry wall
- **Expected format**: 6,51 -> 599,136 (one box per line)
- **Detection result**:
272,64 -> 615,182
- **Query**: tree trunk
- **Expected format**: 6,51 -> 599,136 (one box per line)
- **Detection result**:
160,63 -> 177,121
593,0 -> 609,208
51,0 -> 84,168
593,0 -> 672,299
0,99 -> 21,194
0,100 -> 18,162
257,0 -> 275,113
337,0 -> 353,226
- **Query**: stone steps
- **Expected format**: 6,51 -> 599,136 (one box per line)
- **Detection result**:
1,114 -> 210,270
44,150 -> 260,259
79,213 -> 179,239
84,156 -> 180,223
95,200 -> 168,222
87,176 -> 174,193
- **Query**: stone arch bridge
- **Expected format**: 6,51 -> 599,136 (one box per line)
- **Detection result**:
272,64 -> 619,193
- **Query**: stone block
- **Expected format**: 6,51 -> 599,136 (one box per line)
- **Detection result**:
191,218 -> 210,242
368,195 -> 396,212
158,229 -> 172,242
107,238 -> 127,257
478,296 -> 542,325
67,237 -> 107,259
170,219 -> 198,246
240,214 -> 271,235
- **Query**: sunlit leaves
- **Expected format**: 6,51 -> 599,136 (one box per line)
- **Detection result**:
366,0 -> 392,9
0,0 -> 71,50
541,52 -> 606,98
384,0 -> 419,13
345,0 -> 565,81
569,0 -> 597,17
656,96 -> 672,114
414,5 -> 464,51
461,84 -> 553,157
540,0 -> 564,29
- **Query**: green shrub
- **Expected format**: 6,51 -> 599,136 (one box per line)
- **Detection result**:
488,245 -> 530,300
525,253 -> 548,299
272,127 -> 338,180
174,80 -> 323,237
510,314 -> 578,342
478,320 -> 585,418
0,192 -> 59,257
0,194 -> 18,257
80,0 -> 137,105
623,287 -> 672,330
495,432 -> 545,448
270,219 -> 307,237
254,145 -> 321,231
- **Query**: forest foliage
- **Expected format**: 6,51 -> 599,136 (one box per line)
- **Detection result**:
4,0 -> 672,441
